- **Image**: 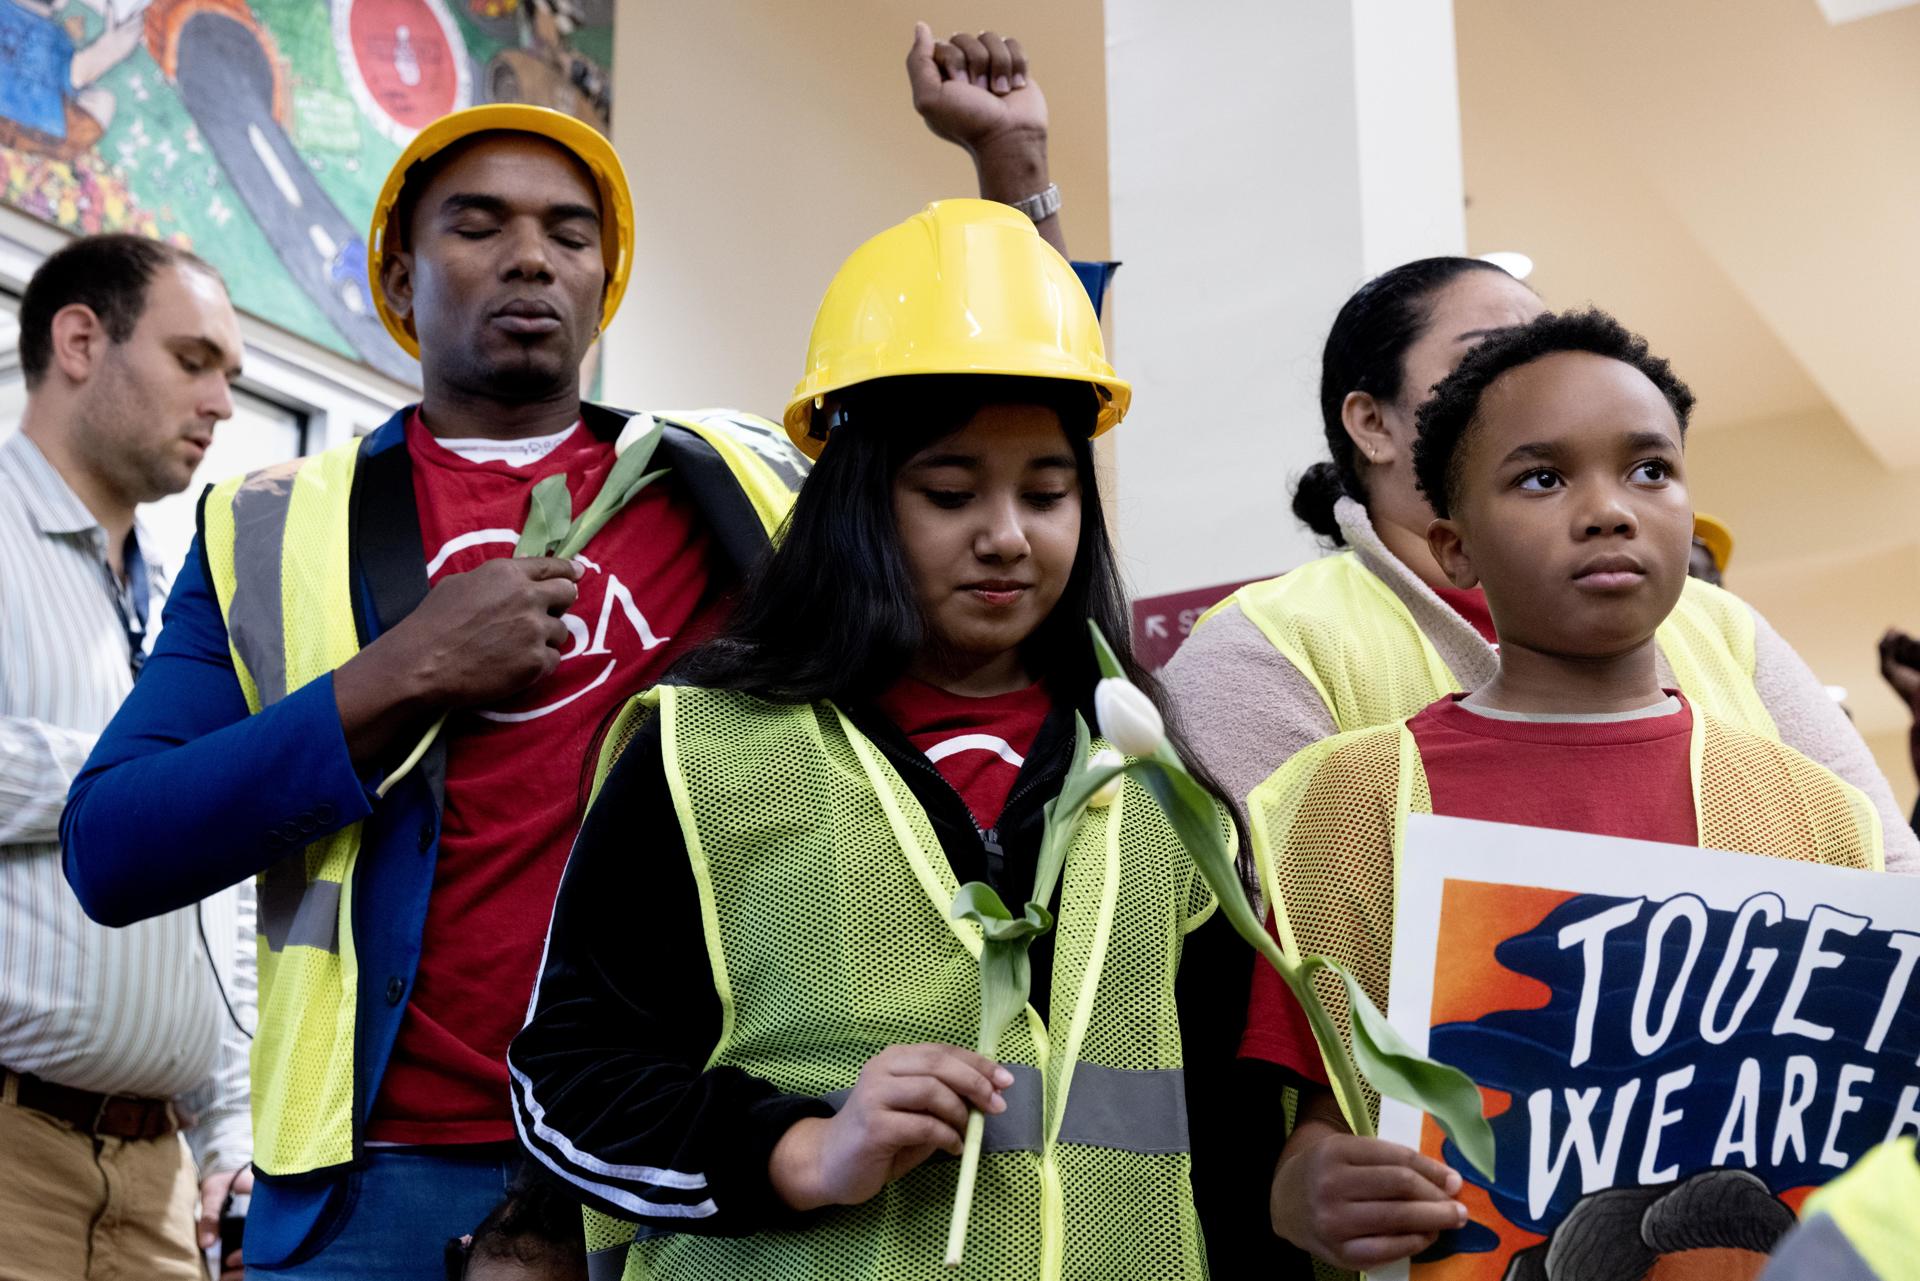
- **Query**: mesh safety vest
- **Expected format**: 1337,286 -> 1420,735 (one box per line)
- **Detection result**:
1199,552 -> 1778,739
1247,708 -> 1883,1129
199,413 -> 799,1177
577,685 -> 1224,1281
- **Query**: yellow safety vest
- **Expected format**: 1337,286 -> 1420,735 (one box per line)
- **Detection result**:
199,412 -> 800,1177
1768,1137 -> 1920,1281
1248,707 -> 1883,1129
579,685 -> 1225,1281
1198,552 -> 1778,738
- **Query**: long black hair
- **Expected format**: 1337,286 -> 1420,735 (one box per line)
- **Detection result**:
676,374 -> 1166,727
1293,256 -> 1511,544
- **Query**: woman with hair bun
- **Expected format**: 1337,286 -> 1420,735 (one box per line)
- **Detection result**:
1160,256 -> 1917,869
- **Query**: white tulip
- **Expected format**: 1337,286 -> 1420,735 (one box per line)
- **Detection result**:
1086,749 -> 1126,808
613,413 -> 658,457
1094,678 -> 1165,756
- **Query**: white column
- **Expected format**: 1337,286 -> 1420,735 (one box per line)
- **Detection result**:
1103,0 -> 1466,596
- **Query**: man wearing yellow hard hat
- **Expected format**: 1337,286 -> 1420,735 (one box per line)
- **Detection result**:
61,101 -> 808,1277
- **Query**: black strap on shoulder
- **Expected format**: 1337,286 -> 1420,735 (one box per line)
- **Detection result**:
348,438 -> 429,643
580,402 -> 782,581
192,482 -> 216,601
347,438 -> 446,805
652,423 -> 776,582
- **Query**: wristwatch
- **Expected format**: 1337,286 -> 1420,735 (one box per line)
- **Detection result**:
1008,183 -> 1061,223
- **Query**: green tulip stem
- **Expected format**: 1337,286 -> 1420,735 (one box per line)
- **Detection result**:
374,711 -> 447,801
1084,621 -> 1494,1174
372,428 -> 670,800
1214,885 -> 1376,1138
943,719 -> 1105,1267
942,1102 -> 989,1267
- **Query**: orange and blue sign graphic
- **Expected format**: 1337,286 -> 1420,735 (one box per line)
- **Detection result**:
1384,818 -> 1920,1280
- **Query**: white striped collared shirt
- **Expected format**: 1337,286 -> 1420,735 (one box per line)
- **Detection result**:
0,431 -> 252,1173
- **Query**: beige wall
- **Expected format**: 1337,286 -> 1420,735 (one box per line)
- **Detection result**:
1686,415 -> 1920,813
601,2 -> 1109,422
1458,0 -> 1920,816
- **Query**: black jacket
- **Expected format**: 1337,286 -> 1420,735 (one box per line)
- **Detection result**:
508,694 -> 1301,1271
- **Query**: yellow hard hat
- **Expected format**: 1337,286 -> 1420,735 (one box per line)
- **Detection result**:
366,104 -> 633,359
784,198 -> 1131,459
1693,512 -> 1734,572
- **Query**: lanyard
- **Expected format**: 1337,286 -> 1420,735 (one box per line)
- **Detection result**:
100,532 -> 151,681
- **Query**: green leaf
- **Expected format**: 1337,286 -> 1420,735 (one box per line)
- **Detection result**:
1088,619 -> 1126,680
552,418 -> 669,558
1031,716 -> 1099,902
557,466 -> 670,558
1123,757 -> 1275,969
975,939 -> 1029,1058
1321,958 -> 1498,1180
1069,709 -> 1093,777
1117,745 -> 1496,1175
951,882 -> 1039,1059
516,474 -> 574,557
951,881 -> 1015,923
952,882 -> 1052,944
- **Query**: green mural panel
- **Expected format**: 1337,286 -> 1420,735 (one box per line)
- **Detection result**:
0,0 -> 615,384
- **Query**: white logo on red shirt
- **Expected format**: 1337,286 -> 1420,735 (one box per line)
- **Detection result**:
423,533 -> 672,724
924,734 -> 1026,769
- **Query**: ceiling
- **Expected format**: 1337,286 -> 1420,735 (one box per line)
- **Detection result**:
1456,0 -> 1920,802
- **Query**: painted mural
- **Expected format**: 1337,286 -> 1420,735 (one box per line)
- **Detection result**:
0,0 -> 615,382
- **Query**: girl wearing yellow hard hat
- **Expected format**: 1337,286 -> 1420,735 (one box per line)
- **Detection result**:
508,199 -> 1260,1278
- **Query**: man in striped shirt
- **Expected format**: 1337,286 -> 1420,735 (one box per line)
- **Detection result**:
0,234 -> 255,1280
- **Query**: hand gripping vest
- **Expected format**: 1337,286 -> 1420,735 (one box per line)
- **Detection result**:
199,413 -> 799,1177
1199,552 -> 1778,738
1247,708 -> 1883,1130
577,685 -> 1226,1281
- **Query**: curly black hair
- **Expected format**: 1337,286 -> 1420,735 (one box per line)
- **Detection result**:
456,1172 -> 586,1277
1411,308 -> 1695,520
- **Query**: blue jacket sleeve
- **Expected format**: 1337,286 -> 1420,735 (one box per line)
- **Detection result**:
63,535 -> 377,926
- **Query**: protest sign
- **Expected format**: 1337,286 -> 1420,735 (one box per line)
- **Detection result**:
1375,814 -> 1920,1280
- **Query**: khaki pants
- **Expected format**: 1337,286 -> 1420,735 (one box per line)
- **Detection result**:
0,1085 -> 203,1281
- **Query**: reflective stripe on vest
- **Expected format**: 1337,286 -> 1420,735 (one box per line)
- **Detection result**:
1215,552 -> 1778,738
822,1061 -> 1191,1156
592,685 -> 1220,1281
203,437 -> 366,1176
226,460 -> 300,704
1248,709 -> 1883,1133
200,413 -> 802,1178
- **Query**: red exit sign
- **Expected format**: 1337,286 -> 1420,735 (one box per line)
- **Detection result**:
1130,578 -> 1264,670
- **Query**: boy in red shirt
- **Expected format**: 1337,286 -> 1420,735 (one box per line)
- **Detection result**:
1242,309 -> 1882,1272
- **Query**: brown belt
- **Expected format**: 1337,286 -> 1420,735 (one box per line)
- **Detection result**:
3,1068 -> 180,1142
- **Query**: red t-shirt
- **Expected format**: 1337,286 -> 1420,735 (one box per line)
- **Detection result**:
1430,583 -> 1498,646
1241,693 -> 1697,1081
367,412 -> 725,1145
873,677 -> 1051,830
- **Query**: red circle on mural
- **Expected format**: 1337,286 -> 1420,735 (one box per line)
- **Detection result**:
348,0 -> 461,131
